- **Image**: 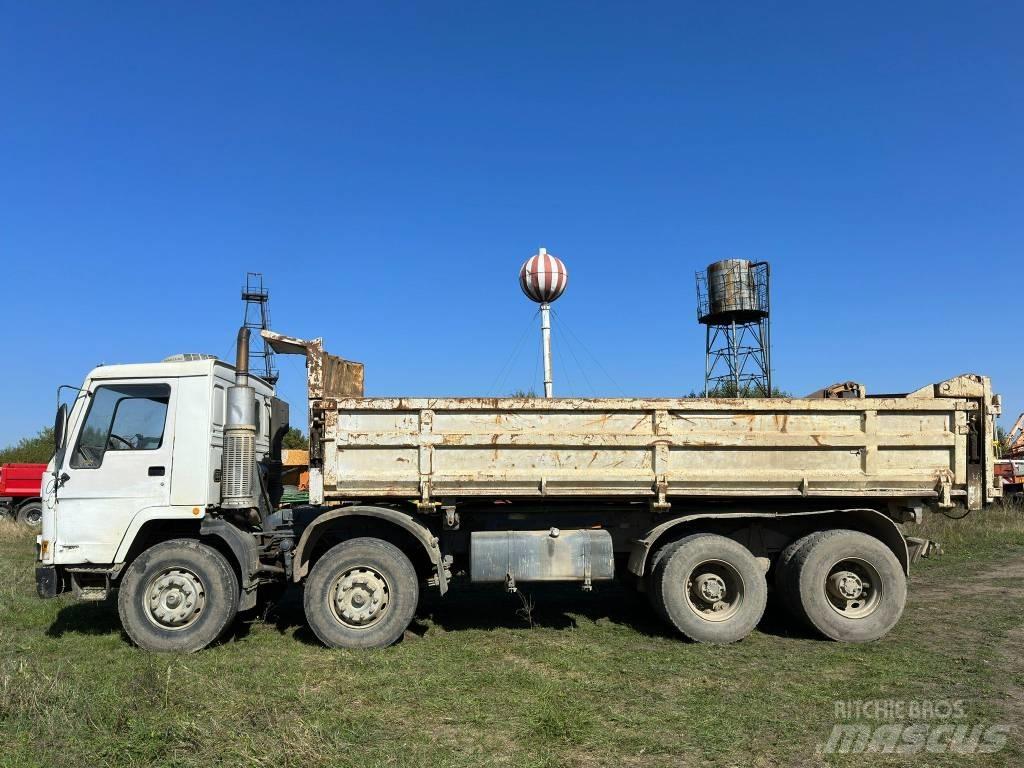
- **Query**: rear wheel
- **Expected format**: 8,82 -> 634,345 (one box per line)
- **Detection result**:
793,530 -> 906,642
773,530 -> 826,623
16,500 -> 43,529
645,542 -> 675,621
117,539 -> 240,652
651,533 -> 767,644
303,537 -> 419,649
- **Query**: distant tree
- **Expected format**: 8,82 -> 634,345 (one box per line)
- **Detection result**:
686,383 -> 791,398
509,389 -> 538,398
282,427 -> 309,450
997,426 -> 1009,458
0,428 -> 55,465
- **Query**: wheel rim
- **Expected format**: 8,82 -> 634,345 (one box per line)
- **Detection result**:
329,566 -> 391,629
23,506 -> 42,526
683,559 -> 744,622
144,568 -> 206,630
823,557 -> 883,619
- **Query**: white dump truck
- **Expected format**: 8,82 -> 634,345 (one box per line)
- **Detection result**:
35,327 -> 1002,651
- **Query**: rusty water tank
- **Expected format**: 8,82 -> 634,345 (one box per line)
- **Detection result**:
700,259 -> 768,324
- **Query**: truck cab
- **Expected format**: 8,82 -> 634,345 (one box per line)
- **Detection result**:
38,356 -> 277,594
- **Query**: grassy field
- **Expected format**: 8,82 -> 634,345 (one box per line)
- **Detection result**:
2,505 -> 1023,768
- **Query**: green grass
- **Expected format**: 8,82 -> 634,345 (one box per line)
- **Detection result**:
2,503 -> 1023,768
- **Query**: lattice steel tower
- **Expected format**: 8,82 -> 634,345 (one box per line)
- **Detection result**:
696,260 -> 772,397
241,272 -> 279,385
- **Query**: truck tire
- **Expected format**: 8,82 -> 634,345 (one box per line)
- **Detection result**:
645,542 -> 676,621
117,539 -> 240,652
16,500 -> 43,529
303,537 -> 419,649
772,530 -> 827,623
651,533 -> 767,644
792,529 -> 906,642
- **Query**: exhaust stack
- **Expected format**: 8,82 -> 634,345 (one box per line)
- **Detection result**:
221,327 -> 259,510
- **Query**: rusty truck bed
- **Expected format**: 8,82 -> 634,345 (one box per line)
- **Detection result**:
307,374 -> 1001,510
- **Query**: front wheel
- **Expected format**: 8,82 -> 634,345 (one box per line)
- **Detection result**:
303,537 -> 419,649
117,539 -> 240,652
651,533 -> 767,644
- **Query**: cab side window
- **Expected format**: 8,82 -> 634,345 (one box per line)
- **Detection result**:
70,384 -> 171,469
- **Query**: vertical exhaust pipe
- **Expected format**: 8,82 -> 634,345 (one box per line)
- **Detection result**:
222,327 -> 259,510
235,327 -> 250,387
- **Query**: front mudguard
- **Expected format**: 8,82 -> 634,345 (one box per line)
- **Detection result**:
35,565 -> 67,599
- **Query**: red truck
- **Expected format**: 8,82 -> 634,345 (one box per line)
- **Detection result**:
0,463 -> 46,527
994,459 -> 1024,499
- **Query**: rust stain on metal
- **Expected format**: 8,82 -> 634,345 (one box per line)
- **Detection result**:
262,329 -> 364,398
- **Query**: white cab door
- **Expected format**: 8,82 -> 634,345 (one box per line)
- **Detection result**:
54,379 -> 176,564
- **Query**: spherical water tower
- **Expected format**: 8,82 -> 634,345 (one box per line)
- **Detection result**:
520,248 -> 568,398
696,260 -> 771,397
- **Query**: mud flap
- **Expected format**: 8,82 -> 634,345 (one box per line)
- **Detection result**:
35,565 -> 65,599
905,536 -> 942,563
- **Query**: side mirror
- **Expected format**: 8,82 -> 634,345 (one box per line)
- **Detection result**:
54,403 -> 68,462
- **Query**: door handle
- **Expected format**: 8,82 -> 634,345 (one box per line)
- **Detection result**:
148,466 -> 166,477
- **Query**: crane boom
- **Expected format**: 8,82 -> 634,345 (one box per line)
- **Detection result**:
1007,412 -> 1024,459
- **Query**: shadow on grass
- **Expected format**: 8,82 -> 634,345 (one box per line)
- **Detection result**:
261,581 -> 677,644
756,598 -> 822,641
417,581 -> 674,636
263,580 -> 822,644
46,600 -> 121,638
47,598 -> 262,648
44,581 -> 821,646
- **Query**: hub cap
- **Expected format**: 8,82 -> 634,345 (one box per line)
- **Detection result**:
825,558 -> 882,619
145,568 -> 206,630
684,559 -> 744,622
330,567 -> 390,629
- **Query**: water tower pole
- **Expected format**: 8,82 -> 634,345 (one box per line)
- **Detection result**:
704,325 -> 711,398
731,317 -> 740,396
762,262 -> 772,395
541,301 -> 553,398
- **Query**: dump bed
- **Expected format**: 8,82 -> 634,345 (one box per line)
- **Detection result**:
309,374 -> 1001,511
0,463 -> 46,498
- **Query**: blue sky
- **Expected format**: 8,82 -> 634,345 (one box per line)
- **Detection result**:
1,2 -> 1021,446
